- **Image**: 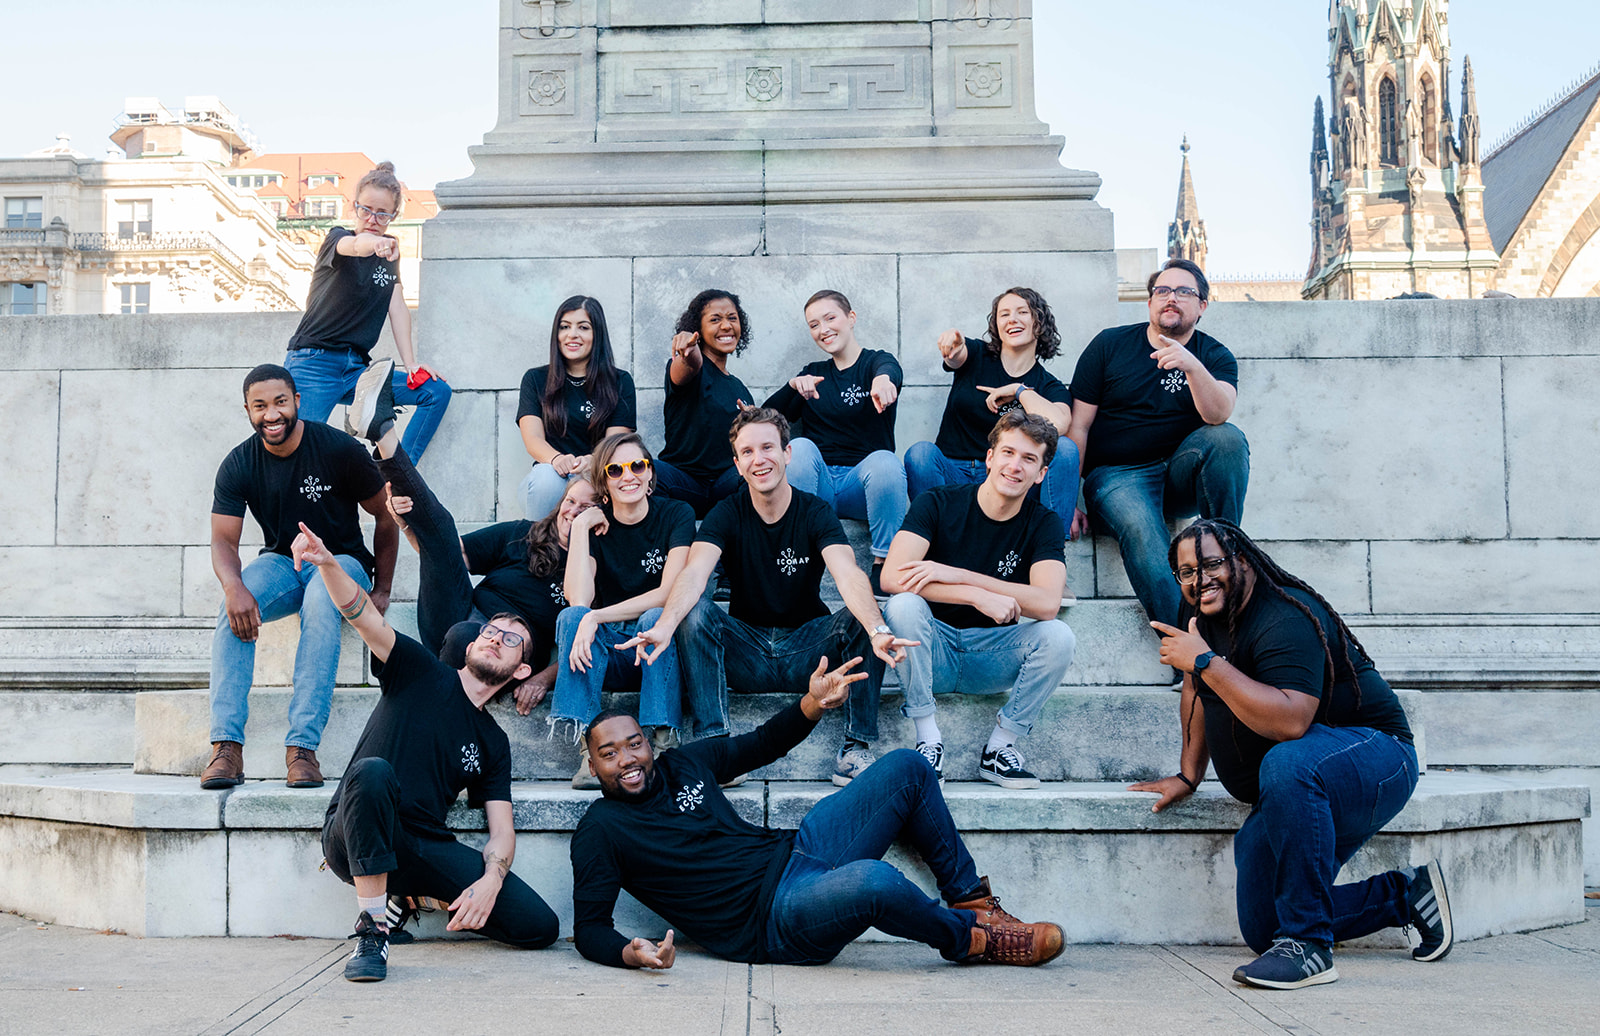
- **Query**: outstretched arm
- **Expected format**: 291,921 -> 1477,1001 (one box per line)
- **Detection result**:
1152,619 -> 1318,740
291,522 -> 397,662
821,543 -> 917,669
1129,671 -> 1211,811
210,514 -> 260,643
618,541 -> 720,665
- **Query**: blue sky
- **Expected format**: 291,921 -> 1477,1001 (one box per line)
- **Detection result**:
4,2 -> 1593,276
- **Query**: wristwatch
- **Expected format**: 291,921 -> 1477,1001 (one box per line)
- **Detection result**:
871,625 -> 892,638
1191,651 -> 1217,675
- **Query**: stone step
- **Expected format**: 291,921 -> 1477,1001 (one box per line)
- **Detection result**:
129,685 -> 1428,783
0,769 -> 1584,943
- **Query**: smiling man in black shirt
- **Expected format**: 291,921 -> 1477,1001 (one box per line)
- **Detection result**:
569,659 -> 1064,970
294,522 -> 560,983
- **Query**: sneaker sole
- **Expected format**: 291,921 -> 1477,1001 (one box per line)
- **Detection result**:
1232,964 -> 1339,989
344,969 -> 387,982
978,768 -> 1041,790
831,773 -> 854,787
1412,861 -> 1454,962
346,360 -> 393,439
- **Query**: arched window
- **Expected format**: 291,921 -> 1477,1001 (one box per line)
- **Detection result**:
1421,73 -> 1438,164
1378,77 -> 1400,166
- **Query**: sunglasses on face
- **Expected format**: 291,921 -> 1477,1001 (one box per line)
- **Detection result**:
604,458 -> 652,479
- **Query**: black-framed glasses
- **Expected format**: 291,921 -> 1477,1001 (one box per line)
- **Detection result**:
603,458 -> 652,479
1173,555 -> 1230,586
1151,285 -> 1201,300
479,623 -> 525,649
355,202 -> 397,226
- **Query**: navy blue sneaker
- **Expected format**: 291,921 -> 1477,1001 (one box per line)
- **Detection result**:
1404,859 -> 1454,962
1233,938 -> 1338,989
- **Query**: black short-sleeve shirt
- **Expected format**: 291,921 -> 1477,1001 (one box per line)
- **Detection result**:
762,349 -> 902,466
659,359 -> 753,482
516,365 -> 638,457
328,633 -> 512,840
461,521 -> 568,662
1070,323 -> 1239,471
212,420 -> 384,576
934,340 -> 1071,460
586,498 -> 696,608
1194,586 -> 1413,805
287,227 -> 399,362
695,489 -> 847,629
899,485 -> 1066,628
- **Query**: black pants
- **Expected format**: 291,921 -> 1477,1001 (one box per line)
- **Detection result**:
322,757 -> 559,949
377,447 -> 485,661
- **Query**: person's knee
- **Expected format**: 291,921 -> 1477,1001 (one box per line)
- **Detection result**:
499,908 -> 560,950
343,756 -> 398,796
860,450 -> 905,486
905,441 -> 938,470
880,746 -> 935,784
1193,422 -> 1249,462
883,591 -> 930,630
1257,740 -> 1319,796
1051,435 -> 1079,470
421,377 -> 453,408
556,606 -> 590,638
1032,620 -> 1076,665
680,597 -> 721,640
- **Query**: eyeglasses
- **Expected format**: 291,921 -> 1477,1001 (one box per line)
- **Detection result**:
1151,285 -> 1202,300
1173,555 -> 1230,586
478,623 -> 525,649
354,202 -> 397,226
603,458 -> 652,479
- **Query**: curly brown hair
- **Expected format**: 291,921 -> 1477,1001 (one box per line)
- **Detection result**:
985,286 -> 1061,360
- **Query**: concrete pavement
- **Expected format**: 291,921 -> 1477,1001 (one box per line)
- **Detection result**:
2,901 -> 1596,1036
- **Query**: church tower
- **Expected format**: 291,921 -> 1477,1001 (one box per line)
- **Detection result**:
1167,137 -> 1208,270
1304,0 -> 1497,299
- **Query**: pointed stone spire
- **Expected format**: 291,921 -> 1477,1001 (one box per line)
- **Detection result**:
1460,55 -> 1481,165
1167,137 -> 1207,270
1440,58 -> 1458,166
1175,136 -> 1200,220
1312,96 -> 1328,175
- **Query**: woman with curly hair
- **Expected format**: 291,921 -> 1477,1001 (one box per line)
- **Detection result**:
653,288 -> 754,517
904,287 -> 1079,530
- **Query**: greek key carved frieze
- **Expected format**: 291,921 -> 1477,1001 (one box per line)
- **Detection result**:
605,53 -> 927,116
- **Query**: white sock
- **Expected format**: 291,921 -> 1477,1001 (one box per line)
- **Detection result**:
985,727 -> 1015,753
913,714 -> 942,745
357,894 -> 387,923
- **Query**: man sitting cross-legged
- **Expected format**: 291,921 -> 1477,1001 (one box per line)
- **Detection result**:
569,656 -> 1065,970
882,410 -> 1076,789
293,522 -> 560,983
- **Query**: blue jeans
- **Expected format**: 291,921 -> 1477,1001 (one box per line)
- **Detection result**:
518,462 -> 585,521
677,594 -> 882,743
285,347 -> 453,462
209,551 -> 370,748
1234,725 -> 1419,951
765,749 -> 982,963
904,437 -> 1080,529
651,458 -> 744,519
883,593 -> 1075,738
1082,422 -> 1249,627
550,606 -> 681,730
786,441 -> 909,559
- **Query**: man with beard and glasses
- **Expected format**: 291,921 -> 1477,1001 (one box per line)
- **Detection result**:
294,522 -> 560,983
1066,258 -> 1249,632
569,658 -> 1065,971
201,364 -> 397,790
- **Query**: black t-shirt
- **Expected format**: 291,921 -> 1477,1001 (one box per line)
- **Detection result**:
1070,323 -> 1239,472
585,498 -> 696,609
696,489 -> 846,629
287,227 -> 399,361
659,358 -> 752,482
934,340 -> 1071,461
461,521 -> 568,663
212,420 -> 384,576
515,365 -> 638,457
328,633 -> 513,840
762,349 -> 902,466
570,701 -> 816,966
899,485 -> 1065,628
1194,586 -> 1413,805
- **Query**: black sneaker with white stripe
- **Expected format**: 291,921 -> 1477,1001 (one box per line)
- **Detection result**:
1404,859 -> 1454,962
345,358 -> 396,443
915,741 -> 945,785
1233,937 -> 1338,989
344,910 -> 390,982
978,745 -> 1040,790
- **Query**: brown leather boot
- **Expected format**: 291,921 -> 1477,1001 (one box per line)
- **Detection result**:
200,741 -> 244,789
949,876 -> 1023,928
966,919 -> 1066,966
286,746 -> 325,788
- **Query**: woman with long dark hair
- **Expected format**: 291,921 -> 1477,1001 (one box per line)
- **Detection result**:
652,288 -> 754,517
517,295 -> 636,519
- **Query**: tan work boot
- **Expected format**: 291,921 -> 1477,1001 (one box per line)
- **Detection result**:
200,741 -> 244,789
949,876 -> 1023,928
572,740 -> 600,790
286,746 -> 325,788
966,919 -> 1066,966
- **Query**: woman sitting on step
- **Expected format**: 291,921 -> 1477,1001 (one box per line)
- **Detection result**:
652,288 -> 755,517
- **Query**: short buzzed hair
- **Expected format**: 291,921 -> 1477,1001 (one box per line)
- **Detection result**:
583,708 -> 642,749
987,409 -> 1059,466
728,406 -> 791,450
243,363 -> 296,400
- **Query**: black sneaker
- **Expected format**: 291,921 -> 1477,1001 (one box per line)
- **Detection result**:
915,741 -> 946,785
1404,859 -> 1454,962
869,564 -> 887,602
978,745 -> 1040,790
1232,937 -> 1338,989
344,910 -> 390,982
345,358 -> 396,443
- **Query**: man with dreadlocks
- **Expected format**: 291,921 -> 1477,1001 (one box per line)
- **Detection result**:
1130,519 -> 1454,989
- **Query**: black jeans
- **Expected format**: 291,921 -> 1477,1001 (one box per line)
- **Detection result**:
377,447 -> 485,661
322,757 -> 559,949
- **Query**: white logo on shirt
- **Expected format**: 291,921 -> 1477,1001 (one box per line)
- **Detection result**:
997,550 -> 1020,577
777,548 -> 809,576
1161,369 -> 1187,394
579,400 -> 594,419
641,548 -> 664,575
461,743 -> 481,774
676,780 -> 705,813
550,582 -> 567,605
840,384 -> 867,407
372,266 -> 395,289
300,476 -> 330,502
